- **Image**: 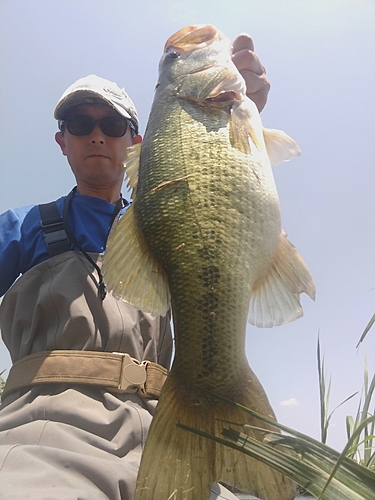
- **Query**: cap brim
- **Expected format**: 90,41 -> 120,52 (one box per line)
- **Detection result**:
54,90 -> 133,122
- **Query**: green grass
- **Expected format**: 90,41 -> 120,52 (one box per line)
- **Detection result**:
317,316 -> 375,470
317,336 -> 358,445
345,357 -> 375,469
0,370 -> 5,399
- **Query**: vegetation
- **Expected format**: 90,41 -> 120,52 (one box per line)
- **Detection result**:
345,358 -> 375,469
317,313 -> 375,471
317,336 -> 357,445
0,370 -> 5,399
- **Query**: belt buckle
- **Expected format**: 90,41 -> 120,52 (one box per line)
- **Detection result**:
114,353 -> 147,393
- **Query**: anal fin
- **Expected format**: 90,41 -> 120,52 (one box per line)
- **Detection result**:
249,231 -> 316,328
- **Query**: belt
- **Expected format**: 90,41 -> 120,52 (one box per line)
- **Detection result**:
2,350 -> 168,400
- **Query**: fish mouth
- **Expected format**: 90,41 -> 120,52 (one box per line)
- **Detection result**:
205,71 -> 246,104
164,24 -> 221,54
205,91 -> 239,103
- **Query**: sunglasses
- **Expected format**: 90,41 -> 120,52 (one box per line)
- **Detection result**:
59,114 -> 136,138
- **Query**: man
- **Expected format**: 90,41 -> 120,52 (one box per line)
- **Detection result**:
0,35 -> 270,499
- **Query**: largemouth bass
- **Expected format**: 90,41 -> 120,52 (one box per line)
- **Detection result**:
104,24 -> 315,500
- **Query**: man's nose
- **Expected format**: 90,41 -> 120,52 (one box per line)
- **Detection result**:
90,124 -> 105,144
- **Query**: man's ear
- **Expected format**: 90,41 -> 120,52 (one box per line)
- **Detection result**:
132,134 -> 142,145
55,131 -> 67,156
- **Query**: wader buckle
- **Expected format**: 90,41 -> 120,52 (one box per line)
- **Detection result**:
113,353 -> 148,393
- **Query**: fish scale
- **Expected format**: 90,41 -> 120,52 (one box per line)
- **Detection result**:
103,23 -> 315,500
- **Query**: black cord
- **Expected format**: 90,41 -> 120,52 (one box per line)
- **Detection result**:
62,187 -> 124,300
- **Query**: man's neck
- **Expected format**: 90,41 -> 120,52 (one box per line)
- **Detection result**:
75,183 -> 122,204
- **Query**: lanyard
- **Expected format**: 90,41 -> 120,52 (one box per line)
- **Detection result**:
62,187 -> 125,300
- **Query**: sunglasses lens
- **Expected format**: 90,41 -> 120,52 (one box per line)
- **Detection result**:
100,117 -> 128,137
64,115 -> 128,137
65,115 -> 94,136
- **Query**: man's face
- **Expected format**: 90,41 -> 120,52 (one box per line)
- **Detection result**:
55,103 -> 135,191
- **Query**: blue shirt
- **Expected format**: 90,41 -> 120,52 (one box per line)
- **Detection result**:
0,190 -> 129,297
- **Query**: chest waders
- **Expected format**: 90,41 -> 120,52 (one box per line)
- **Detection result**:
2,192 -> 169,400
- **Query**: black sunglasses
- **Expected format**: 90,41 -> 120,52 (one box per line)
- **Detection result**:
59,114 -> 136,138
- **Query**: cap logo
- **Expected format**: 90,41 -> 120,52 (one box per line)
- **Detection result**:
103,86 -> 123,99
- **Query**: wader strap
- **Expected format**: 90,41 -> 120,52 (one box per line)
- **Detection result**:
39,202 -> 70,257
3,351 -> 168,400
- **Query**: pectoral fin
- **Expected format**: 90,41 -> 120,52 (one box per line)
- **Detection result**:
249,231 -> 315,328
103,204 -> 171,316
104,140 -> 170,315
230,99 -> 264,155
123,142 -> 142,197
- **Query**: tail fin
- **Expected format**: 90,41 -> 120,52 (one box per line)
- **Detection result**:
135,369 -> 296,500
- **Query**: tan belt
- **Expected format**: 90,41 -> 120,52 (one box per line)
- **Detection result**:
2,350 -> 168,400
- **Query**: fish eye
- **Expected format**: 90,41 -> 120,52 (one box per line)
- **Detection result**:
165,47 -> 180,59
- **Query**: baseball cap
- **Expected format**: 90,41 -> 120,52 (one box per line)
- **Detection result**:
54,74 -> 139,134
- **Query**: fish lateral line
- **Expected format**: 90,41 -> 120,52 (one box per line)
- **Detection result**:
150,175 -> 192,194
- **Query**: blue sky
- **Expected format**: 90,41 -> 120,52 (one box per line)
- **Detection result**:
0,0 -> 374,452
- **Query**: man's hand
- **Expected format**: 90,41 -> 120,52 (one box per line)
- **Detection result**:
231,34 -> 270,112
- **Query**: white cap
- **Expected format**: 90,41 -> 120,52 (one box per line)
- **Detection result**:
54,74 -> 139,133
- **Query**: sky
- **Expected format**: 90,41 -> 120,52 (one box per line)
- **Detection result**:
0,0 -> 374,452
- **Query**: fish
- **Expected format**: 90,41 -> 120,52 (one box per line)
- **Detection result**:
103,24 -> 315,500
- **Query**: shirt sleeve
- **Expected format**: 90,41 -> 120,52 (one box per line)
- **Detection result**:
0,209 -> 23,296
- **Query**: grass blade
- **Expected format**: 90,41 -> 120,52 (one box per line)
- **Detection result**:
356,312 -> 375,348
